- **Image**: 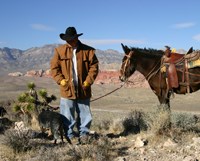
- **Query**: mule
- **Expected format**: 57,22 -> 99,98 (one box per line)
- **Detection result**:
119,44 -> 200,110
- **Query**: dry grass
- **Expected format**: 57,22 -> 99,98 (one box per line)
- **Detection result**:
1,76 -> 200,160
1,107 -> 200,160
2,129 -> 34,153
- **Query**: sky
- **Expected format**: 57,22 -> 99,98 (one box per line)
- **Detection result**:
0,0 -> 200,52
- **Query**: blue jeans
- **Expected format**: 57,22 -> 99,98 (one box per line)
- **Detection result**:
60,97 -> 92,138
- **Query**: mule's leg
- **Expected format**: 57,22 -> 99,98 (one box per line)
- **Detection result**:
157,91 -> 172,130
157,91 -> 170,111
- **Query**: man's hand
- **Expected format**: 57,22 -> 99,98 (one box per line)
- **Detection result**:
60,79 -> 68,86
161,65 -> 166,73
82,81 -> 90,90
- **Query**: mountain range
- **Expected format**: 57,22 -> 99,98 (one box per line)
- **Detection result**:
0,44 -> 124,75
0,44 -> 188,76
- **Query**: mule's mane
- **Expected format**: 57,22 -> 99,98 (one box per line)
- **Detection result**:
130,47 -> 164,58
193,50 -> 200,54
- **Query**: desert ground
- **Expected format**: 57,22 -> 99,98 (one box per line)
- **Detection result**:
1,75 -> 200,160
1,75 -> 200,114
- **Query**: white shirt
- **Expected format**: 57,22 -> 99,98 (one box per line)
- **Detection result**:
72,48 -> 78,86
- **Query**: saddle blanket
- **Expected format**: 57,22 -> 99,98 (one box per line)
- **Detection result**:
188,59 -> 200,69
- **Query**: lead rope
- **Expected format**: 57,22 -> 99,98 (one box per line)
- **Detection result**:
90,82 -> 126,102
90,52 -> 132,102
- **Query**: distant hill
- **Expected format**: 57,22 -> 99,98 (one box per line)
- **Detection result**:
0,44 -> 188,75
0,44 -> 123,75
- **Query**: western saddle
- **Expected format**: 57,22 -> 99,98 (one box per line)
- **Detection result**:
161,46 -> 200,94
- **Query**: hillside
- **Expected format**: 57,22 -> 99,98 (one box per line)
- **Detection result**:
0,45 -> 123,74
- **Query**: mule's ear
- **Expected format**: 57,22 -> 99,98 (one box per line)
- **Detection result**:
121,43 -> 130,54
186,47 -> 193,55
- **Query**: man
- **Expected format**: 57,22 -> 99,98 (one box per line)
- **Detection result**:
50,27 -> 99,144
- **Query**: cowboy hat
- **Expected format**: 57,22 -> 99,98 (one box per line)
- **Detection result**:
60,27 -> 83,41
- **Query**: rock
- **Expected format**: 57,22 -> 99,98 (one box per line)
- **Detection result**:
25,69 -> 44,77
14,121 -> 28,131
43,69 -> 51,77
134,136 -> 148,148
163,138 -> 177,147
8,72 -> 23,76
183,156 -> 195,161
192,137 -> 200,144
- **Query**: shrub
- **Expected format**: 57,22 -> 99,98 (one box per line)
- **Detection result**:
67,136 -> 115,161
171,112 -> 200,132
3,129 -> 34,153
122,110 -> 147,135
144,108 -> 171,135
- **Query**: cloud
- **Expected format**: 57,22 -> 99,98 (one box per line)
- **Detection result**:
30,24 -> 54,31
172,22 -> 195,29
0,41 -> 6,45
193,34 -> 200,41
80,39 -> 145,46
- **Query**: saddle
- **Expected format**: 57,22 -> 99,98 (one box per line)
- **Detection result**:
162,52 -> 184,89
162,49 -> 200,93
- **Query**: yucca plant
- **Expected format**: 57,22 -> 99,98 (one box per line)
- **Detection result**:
38,89 -> 57,106
13,93 -> 34,114
13,82 -> 57,127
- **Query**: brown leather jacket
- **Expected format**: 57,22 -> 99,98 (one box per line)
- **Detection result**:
50,41 -> 99,99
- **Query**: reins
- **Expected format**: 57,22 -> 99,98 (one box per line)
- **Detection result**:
88,52 -> 132,103
145,61 -> 161,81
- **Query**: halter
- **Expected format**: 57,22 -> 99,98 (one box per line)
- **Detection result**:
121,51 -> 134,76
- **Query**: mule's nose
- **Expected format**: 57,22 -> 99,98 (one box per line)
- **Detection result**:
119,76 -> 125,82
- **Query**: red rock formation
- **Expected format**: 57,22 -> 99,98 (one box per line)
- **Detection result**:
24,69 -> 44,77
95,70 -> 149,88
8,70 -> 149,88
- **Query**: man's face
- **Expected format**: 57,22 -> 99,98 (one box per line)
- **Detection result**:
67,37 -> 78,47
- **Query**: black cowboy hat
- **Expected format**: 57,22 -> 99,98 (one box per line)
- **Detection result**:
60,27 -> 83,41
